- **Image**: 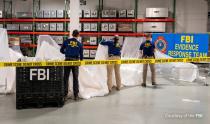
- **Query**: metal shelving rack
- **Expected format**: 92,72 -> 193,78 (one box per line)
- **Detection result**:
0,0 -> 176,57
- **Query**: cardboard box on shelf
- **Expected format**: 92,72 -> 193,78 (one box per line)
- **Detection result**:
56,23 -> 64,31
118,23 -> 133,32
83,49 -> 90,58
57,10 -> 64,18
83,23 -> 91,31
109,23 -> 117,32
83,10 -> 91,18
127,10 -> 135,18
8,37 -> 20,46
42,23 -> 50,31
16,12 -> 33,18
20,35 -> 32,44
102,10 -> 109,18
36,10 -> 43,18
90,37 -> 97,45
101,23 -> 109,31
0,24 -> 3,28
91,10 -> 98,18
19,24 -> 33,31
6,24 -> 19,31
89,50 -> 97,58
119,10 -> 127,18
36,23 -> 42,31
50,23 -> 57,31
50,10 -> 57,18
109,10 -> 117,18
44,10 -> 51,18
52,36 -> 63,44
90,23 -> 98,32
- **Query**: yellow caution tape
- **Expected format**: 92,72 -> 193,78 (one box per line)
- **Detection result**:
0,57 -> 210,68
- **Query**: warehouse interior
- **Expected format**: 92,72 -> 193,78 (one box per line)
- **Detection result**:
0,0 -> 210,124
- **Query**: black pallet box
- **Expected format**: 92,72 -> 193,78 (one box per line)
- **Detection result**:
16,66 -> 65,109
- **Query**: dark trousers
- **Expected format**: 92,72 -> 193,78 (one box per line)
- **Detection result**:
64,58 -> 79,97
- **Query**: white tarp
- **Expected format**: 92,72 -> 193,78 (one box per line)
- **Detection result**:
0,28 -> 23,93
35,35 -> 203,99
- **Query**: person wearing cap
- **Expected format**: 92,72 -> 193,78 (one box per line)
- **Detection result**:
60,29 -> 83,100
139,33 -> 156,87
100,35 -> 122,92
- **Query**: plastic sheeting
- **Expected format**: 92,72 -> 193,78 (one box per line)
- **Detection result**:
0,28 -> 23,93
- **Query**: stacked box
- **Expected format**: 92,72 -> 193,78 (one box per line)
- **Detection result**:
119,10 -> 127,18
109,23 -> 117,32
127,10 -> 135,18
118,23 -> 133,32
83,23 -> 91,31
44,10 -> 51,18
90,23 -> 98,32
42,23 -> 50,31
56,23 -> 64,31
91,10 -> 98,18
16,12 -> 33,18
36,10 -> 43,18
50,10 -> 57,18
19,24 -> 33,31
0,24 -> 3,28
83,50 -> 90,58
90,50 -> 97,58
109,10 -> 117,18
36,23 -> 42,31
102,10 -> 109,18
50,23 -> 57,31
52,36 -> 63,44
7,24 -> 19,31
57,10 -> 64,18
101,23 -> 109,31
146,8 -> 168,18
16,67 -> 65,109
20,35 -> 32,44
143,22 -> 166,32
83,10 -> 91,18
90,37 -> 97,45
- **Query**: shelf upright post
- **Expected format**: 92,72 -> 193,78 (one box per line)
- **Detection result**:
98,0 -> 102,42
134,0 -> 139,37
65,0 -> 70,40
32,0 -> 40,56
173,0 -> 176,33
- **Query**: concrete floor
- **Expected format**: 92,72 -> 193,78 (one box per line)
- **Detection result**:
0,77 -> 210,124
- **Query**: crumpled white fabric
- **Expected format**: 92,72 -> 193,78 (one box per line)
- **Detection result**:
23,35 -> 204,98
0,28 -> 23,93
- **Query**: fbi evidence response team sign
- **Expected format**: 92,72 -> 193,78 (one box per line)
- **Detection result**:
152,33 -> 209,58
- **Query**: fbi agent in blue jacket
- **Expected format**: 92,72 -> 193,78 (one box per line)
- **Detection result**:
60,30 -> 83,100
139,33 -> 156,87
100,35 -> 122,93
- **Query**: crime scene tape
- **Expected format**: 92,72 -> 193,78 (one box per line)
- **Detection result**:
0,57 -> 210,68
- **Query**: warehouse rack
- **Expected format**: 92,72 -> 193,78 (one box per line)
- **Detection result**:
0,0 -> 176,58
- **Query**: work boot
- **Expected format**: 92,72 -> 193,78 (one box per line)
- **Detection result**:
141,83 -> 146,87
116,87 -> 121,91
74,96 -> 79,101
152,82 -> 157,86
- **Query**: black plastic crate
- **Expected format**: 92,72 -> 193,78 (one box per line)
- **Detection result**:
16,96 -> 64,109
16,66 -> 65,109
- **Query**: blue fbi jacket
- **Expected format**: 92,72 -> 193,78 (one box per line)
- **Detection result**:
100,40 -> 121,56
60,38 -> 83,60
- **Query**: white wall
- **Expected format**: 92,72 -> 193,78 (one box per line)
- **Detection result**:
176,0 -> 208,33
